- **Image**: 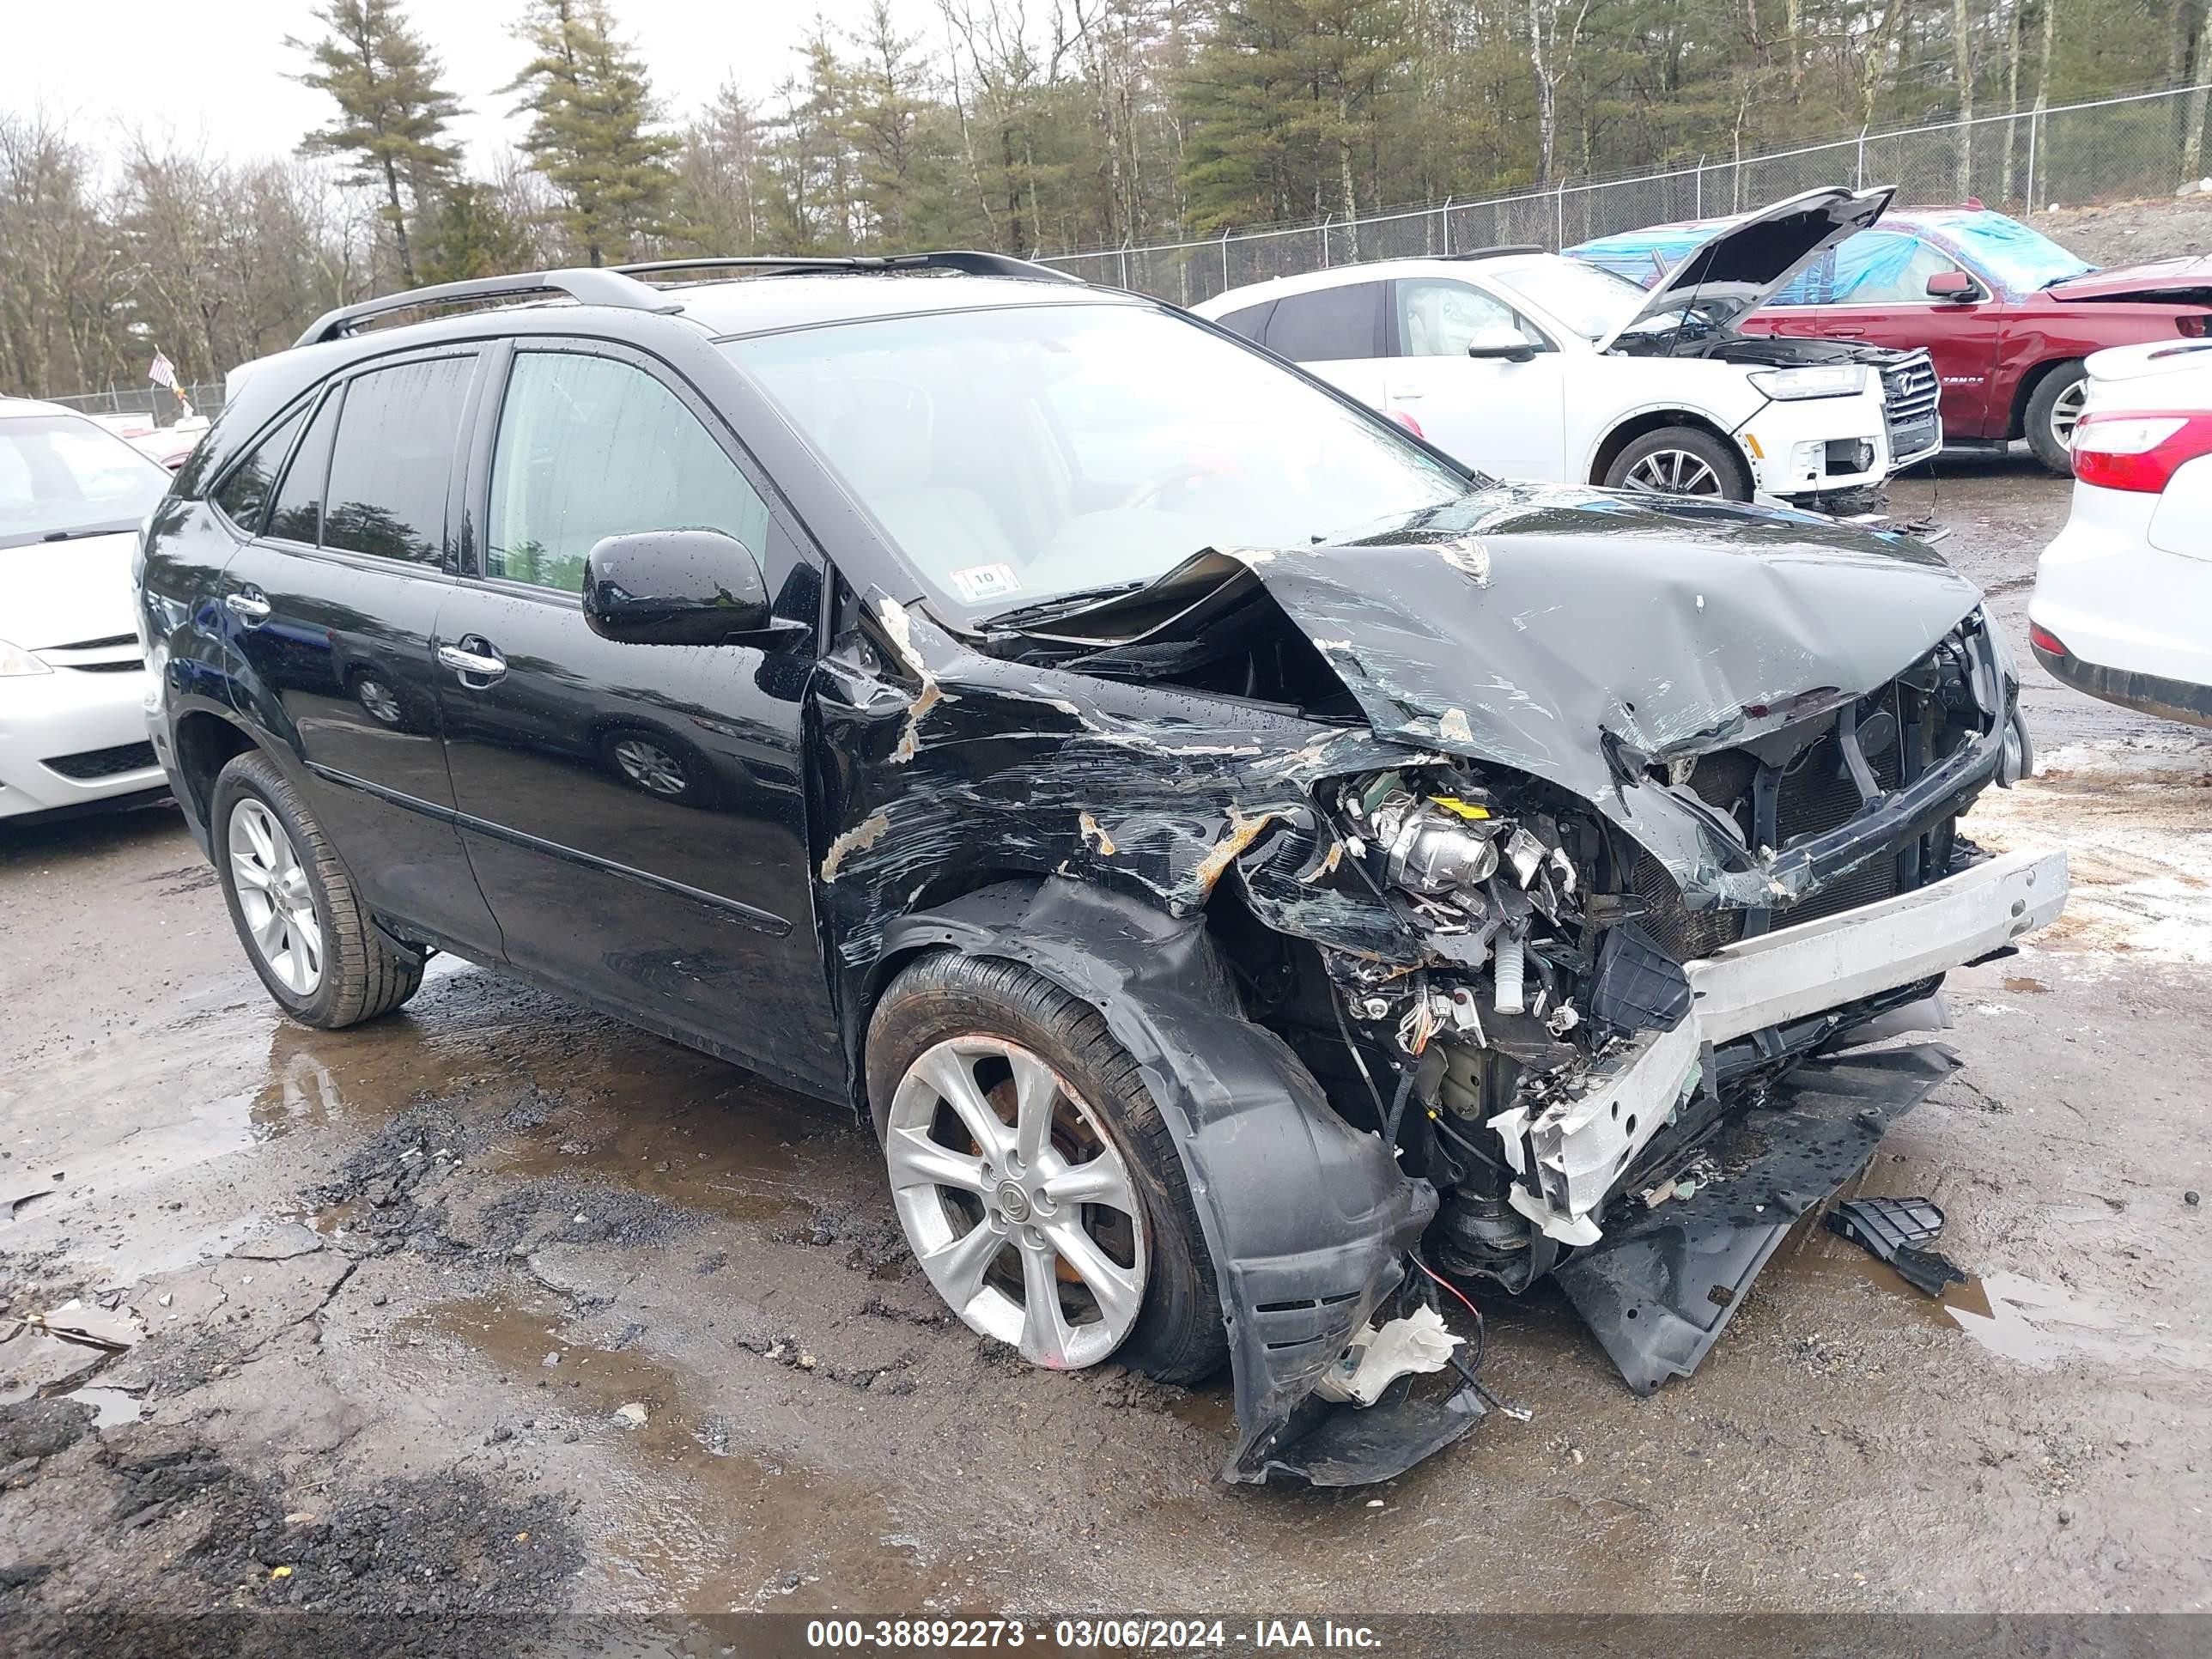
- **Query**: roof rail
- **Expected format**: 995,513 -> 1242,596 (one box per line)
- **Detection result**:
1446,244 -> 1548,261
612,251 -> 1084,285
291,267 -> 684,349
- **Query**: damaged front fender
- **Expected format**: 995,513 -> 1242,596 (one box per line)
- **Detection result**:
878,880 -> 1441,1482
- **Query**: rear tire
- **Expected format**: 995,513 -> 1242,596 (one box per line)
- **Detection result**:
1603,426 -> 1751,500
211,750 -> 423,1029
2026,362 -> 2088,475
866,951 -> 1225,1385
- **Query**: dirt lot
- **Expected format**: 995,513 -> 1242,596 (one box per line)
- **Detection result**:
3,453 -> 2209,1651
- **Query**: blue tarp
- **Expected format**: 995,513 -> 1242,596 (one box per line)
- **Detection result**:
1569,207 -> 2097,304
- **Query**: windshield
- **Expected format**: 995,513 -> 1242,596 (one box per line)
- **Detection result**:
722,301 -> 1469,617
0,413 -> 172,550
1490,258 -> 1647,341
1921,210 -> 2094,292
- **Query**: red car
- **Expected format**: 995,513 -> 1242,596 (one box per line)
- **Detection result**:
1571,204 -> 2212,474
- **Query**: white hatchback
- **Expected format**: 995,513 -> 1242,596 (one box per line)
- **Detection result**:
1190,187 -> 1942,505
2030,340 -> 2212,728
0,398 -> 174,821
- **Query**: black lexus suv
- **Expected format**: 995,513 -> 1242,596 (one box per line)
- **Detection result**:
137,252 -> 2063,1486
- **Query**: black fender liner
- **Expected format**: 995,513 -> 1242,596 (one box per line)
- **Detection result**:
877,878 -> 1437,1481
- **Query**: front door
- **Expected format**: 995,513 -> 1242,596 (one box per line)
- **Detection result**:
429,342 -> 840,1091
221,349 -> 501,955
1749,231 -> 2008,437
1381,277 -> 1567,480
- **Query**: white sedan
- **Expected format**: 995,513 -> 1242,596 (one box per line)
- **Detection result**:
1190,187 -> 1942,505
2030,341 -> 2212,728
1,398 -> 174,821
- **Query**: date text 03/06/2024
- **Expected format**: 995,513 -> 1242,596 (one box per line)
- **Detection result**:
804,1618 -> 1386,1649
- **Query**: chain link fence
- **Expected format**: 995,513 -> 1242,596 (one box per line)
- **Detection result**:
1043,82 -> 2212,305
44,383 -> 225,423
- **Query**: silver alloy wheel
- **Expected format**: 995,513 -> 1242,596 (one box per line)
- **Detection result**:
612,737 -> 688,796
228,798 -> 323,996
884,1036 -> 1147,1370
356,678 -> 404,726
1622,448 -> 1724,495
2051,376 -> 2088,452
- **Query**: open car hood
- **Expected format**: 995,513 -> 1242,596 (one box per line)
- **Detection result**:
2046,254 -> 2212,307
1594,185 -> 1893,352
992,483 -> 1984,900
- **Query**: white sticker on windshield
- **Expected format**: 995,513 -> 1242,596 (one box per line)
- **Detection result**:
949,562 -> 1021,604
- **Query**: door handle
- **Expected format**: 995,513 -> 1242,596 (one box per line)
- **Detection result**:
224,589 -> 271,621
1392,390 -> 1425,400
1829,328 -> 1869,338
437,640 -> 507,684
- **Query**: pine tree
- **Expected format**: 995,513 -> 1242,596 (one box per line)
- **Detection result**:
504,0 -> 680,266
288,0 -> 462,287
418,181 -> 538,283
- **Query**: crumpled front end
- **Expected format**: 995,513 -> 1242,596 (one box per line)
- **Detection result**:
828,492 -> 2067,1484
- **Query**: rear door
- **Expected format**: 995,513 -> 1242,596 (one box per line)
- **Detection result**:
1381,276 -> 1567,479
221,349 -> 501,954
1257,281 -> 1390,409
428,340 -> 840,1089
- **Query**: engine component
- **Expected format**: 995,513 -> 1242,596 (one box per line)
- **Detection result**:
1378,799 -> 1502,898
1492,931 -> 1526,1015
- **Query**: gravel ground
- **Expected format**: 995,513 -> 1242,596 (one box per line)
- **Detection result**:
3,456 -> 2209,1650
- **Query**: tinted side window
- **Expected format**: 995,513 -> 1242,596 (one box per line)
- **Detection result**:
485,352 -> 769,595
322,356 -> 473,564
1265,284 -> 1382,362
212,405 -> 307,534
265,388 -> 342,545
1214,301 -> 1274,343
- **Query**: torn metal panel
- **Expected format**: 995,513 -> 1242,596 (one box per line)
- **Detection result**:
873,880 -> 1437,1483
1554,1043 -> 1960,1394
1488,1016 -> 1705,1246
812,591 -> 1419,1009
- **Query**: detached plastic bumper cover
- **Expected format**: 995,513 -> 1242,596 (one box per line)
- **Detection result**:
1555,1043 -> 1961,1394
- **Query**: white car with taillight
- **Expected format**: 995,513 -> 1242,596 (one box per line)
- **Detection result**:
2029,341 -> 2212,728
0,398 -> 175,821
1190,186 -> 1942,506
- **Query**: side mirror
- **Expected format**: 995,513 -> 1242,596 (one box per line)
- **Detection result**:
1926,270 -> 1979,301
582,529 -> 772,647
1467,330 -> 1537,363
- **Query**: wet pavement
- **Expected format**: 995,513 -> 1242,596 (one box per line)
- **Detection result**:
3,453 -> 2209,1643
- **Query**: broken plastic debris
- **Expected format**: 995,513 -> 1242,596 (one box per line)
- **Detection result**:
1824,1195 -> 1967,1297
1314,1305 -> 1462,1407
21,1301 -> 141,1352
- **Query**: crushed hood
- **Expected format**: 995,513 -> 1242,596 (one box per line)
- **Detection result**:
995,483 -> 1984,900
2046,254 -> 2212,307
1595,185 -> 1893,352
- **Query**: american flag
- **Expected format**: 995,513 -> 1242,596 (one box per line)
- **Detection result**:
147,350 -> 178,391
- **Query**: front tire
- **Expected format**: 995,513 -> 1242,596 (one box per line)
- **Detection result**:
865,952 -> 1225,1384
2027,362 -> 2088,475
1604,425 -> 1751,500
211,750 -> 423,1029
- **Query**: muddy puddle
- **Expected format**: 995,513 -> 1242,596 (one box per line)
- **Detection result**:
392,1293 -> 939,1613
480,1047 -> 851,1228
1795,1242 -> 2203,1377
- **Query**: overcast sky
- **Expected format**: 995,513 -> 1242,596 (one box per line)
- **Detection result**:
4,0 -> 884,170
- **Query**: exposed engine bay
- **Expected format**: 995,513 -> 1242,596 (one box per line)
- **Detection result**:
823,482 -> 2066,1484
